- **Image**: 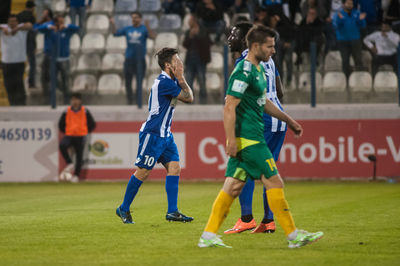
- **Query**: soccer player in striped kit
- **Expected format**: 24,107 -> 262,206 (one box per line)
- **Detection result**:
116,48 -> 194,224
224,22 -> 287,234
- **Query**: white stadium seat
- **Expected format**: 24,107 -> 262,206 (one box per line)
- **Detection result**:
149,56 -> 160,72
86,14 -> 109,33
182,14 -> 191,32
114,14 -> 132,30
70,34 -> 81,53
98,74 -> 123,94
324,51 -> 342,72
65,16 -> 71,25
139,0 -> 161,12
206,73 -> 222,91
147,39 -> 154,54
81,33 -> 105,53
115,0 -> 137,13
90,0 -> 114,13
154,33 -> 178,51
142,14 -> 159,30
207,52 -> 223,71
72,74 -> 97,93
322,72 -> 347,92
36,34 -> 44,54
70,54 -> 78,72
101,53 -> 124,71
349,71 -> 372,92
374,71 -> 398,92
106,34 -> 127,52
298,72 -> 322,91
76,54 -> 101,72
159,14 -> 182,30
146,73 -> 160,90
52,0 -> 66,12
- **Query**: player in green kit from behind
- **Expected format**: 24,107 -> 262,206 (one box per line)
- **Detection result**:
198,25 -> 323,248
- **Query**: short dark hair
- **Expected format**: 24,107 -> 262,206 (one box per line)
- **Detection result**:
342,0 -> 352,4
26,0 -> 35,8
383,19 -> 392,26
71,92 -> 82,100
246,25 -> 276,49
45,8 -> 54,20
156,48 -> 179,70
235,22 -> 253,39
131,11 -> 142,18
8,14 -> 18,21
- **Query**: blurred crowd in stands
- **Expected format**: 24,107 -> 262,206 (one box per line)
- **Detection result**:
0,0 -> 399,106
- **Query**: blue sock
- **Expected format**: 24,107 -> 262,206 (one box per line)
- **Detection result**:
239,179 -> 255,216
263,187 -> 274,221
120,174 -> 143,212
165,175 -> 179,213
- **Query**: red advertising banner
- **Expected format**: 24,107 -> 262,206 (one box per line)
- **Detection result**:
71,120 -> 400,180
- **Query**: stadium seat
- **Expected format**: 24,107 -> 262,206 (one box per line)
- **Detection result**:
159,14 -> 182,31
142,14 -> 159,30
147,73 -> 160,89
114,14 -> 132,29
76,54 -> 101,72
361,51 -> 372,70
154,33 -> 178,51
90,0 -> 114,14
374,71 -> 398,92
81,33 -> 105,53
98,74 -> 123,94
70,54 -> 78,72
224,13 -> 231,29
106,34 -> 127,53
298,72 -> 322,91
322,72 -> 347,92
70,34 -> 81,53
114,0 -> 137,13
207,52 -> 223,71
348,71 -> 372,92
378,64 -> 394,71
36,34 -> 44,54
206,73 -> 222,91
138,0 -> 161,12
324,51 -> 342,72
101,53 -> 125,71
149,56 -> 160,72
182,14 -> 191,32
72,74 -> 97,93
65,15 -> 71,25
86,14 -> 109,33
52,0 -> 66,12
147,39 -> 154,54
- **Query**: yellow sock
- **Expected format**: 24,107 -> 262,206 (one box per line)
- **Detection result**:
204,190 -> 234,234
267,188 -> 296,236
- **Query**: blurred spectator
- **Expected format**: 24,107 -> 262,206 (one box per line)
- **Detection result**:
37,14 -> 79,104
333,0 -> 366,78
66,0 -> 92,38
110,12 -> 156,105
182,15 -> 212,104
0,15 -> 32,105
34,8 -> 53,102
354,0 -> 382,33
162,0 -> 185,18
363,20 -> 400,75
288,0 -> 302,23
59,92 -> 96,182
195,0 -> 225,43
267,12 -> 296,86
17,1 -> 36,89
35,0 -> 51,23
296,7 -> 325,64
254,6 -> 269,26
301,0 -> 331,21
261,0 -> 287,19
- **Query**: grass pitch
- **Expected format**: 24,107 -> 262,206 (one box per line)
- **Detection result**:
0,181 -> 399,266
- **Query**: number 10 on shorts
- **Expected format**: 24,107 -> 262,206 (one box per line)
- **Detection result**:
144,155 -> 155,167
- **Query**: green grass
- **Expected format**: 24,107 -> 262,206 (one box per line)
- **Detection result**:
0,181 -> 399,266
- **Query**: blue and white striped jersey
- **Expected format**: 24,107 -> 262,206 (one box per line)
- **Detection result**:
235,49 -> 286,132
140,71 -> 182,137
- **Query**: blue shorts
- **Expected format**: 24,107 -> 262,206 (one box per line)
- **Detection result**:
135,132 -> 180,170
264,128 -> 286,161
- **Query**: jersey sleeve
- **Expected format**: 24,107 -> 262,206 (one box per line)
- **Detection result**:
114,26 -> 127,37
226,67 -> 250,99
159,79 -> 182,97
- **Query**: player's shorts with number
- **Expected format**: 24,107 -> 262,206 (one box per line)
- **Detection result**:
135,132 -> 179,170
225,139 -> 278,181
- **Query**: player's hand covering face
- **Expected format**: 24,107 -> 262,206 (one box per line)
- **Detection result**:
170,54 -> 184,79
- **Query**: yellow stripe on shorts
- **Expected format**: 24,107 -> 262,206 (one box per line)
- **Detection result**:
236,137 -> 260,152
